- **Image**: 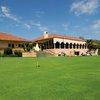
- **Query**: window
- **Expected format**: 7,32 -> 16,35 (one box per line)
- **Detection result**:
12,44 -> 14,48
8,44 -> 14,48
8,44 -> 11,47
18,44 -> 21,47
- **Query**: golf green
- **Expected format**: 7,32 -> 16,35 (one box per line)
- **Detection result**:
0,56 -> 100,100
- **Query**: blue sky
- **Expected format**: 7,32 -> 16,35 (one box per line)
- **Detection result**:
0,0 -> 100,40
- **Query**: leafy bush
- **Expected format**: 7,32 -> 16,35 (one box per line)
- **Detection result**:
14,50 -> 22,57
27,47 -> 31,51
2,48 -> 22,57
4,48 -> 13,55
22,42 -> 33,52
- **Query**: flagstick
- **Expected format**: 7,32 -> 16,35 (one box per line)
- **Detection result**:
34,42 -> 40,67
36,52 -> 40,67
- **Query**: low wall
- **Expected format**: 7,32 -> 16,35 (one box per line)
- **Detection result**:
45,49 -> 88,56
22,52 -> 36,57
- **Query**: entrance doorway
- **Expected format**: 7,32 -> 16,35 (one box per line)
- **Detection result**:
74,51 -> 79,56
41,45 -> 44,51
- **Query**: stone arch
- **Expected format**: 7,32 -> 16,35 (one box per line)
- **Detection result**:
61,42 -> 64,49
73,43 -> 76,49
65,42 -> 69,49
55,41 -> 60,48
80,44 -> 82,49
85,44 -> 87,49
77,44 -> 79,49
70,43 -> 72,49
82,44 -> 85,49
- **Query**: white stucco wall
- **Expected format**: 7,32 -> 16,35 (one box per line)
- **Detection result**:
53,38 -> 86,45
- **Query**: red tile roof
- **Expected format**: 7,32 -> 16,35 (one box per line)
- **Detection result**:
0,32 -> 30,42
32,34 -> 85,42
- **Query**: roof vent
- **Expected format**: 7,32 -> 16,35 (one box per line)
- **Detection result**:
44,31 -> 48,38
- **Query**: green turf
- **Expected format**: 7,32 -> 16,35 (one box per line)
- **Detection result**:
0,56 -> 100,100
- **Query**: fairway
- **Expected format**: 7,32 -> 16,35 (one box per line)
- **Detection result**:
0,56 -> 100,100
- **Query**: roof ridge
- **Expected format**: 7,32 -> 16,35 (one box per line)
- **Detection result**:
0,32 -> 30,42
32,33 -> 85,42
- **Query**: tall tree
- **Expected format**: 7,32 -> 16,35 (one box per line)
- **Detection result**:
86,39 -> 98,53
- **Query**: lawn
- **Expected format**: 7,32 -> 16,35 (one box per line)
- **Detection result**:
0,56 -> 100,100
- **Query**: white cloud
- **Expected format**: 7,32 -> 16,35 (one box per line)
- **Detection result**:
32,22 -> 48,32
1,6 -> 20,22
0,6 -> 31,30
24,24 -> 31,29
70,0 -> 100,16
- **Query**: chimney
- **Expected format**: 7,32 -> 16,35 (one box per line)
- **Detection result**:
44,31 -> 48,38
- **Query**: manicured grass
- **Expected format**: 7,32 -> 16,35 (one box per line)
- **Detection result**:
0,56 -> 100,100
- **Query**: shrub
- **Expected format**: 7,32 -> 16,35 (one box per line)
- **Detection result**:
14,50 -> 22,57
4,48 -> 13,55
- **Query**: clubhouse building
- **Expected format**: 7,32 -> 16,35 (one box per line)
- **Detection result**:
0,31 -> 98,56
0,32 -> 30,53
32,32 -> 88,56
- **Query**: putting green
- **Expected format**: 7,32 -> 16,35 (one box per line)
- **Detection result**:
0,56 -> 100,100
